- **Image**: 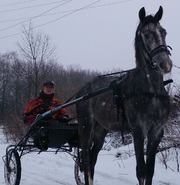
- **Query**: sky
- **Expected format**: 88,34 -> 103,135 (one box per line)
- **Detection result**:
0,127 -> 179,185
0,0 -> 179,87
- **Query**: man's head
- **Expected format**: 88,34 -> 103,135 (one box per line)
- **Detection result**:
42,81 -> 55,95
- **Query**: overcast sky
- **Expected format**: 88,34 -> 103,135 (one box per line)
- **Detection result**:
0,0 -> 179,86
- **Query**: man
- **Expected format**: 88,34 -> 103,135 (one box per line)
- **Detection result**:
23,81 -> 70,125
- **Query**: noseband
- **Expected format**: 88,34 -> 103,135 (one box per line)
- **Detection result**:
139,34 -> 172,68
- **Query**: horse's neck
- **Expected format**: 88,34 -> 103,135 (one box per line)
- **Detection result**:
136,63 -> 165,94
136,51 -> 163,79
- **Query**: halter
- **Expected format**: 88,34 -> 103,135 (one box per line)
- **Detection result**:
139,33 -> 172,68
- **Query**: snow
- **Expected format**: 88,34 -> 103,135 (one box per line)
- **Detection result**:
0,127 -> 179,185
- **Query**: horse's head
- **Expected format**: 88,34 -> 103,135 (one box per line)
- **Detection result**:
135,6 -> 172,74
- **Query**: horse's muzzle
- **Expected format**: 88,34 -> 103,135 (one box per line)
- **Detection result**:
159,59 -> 173,74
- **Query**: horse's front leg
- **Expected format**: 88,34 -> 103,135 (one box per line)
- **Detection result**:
145,129 -> 164,185
133,129 -> 146,185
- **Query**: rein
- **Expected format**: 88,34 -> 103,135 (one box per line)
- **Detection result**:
121,92 -> 170,100
97,68 -> 136,77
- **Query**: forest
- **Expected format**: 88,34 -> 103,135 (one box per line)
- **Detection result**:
0,25 -> 102,140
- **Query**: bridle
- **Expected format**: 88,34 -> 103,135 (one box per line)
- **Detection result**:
139,31 -> 172,68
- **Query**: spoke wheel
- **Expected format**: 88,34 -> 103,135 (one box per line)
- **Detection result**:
4,149 -> 21,185
74,150 -> 85,185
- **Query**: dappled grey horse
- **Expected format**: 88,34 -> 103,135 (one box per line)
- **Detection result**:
76,6 -> 172,185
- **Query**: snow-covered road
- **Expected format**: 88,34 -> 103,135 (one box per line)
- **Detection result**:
0,129 -> 179,185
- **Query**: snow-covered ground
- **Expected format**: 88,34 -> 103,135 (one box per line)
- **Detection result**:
0,128 -> 179,185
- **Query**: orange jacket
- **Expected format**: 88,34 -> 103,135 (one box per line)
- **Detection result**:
23,94 -> 67,125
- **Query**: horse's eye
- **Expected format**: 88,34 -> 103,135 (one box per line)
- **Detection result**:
144,33 -> 149,39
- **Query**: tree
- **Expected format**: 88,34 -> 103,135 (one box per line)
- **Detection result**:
0,52 -> 15,115
17,23 -> 57,98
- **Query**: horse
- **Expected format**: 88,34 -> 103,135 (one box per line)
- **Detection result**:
76,6 -> 172,185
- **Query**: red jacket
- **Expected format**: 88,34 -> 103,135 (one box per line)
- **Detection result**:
23,93 -> 67,125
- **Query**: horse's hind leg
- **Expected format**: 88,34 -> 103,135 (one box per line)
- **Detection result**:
80,120 -> 107,185
79,122 -> 94,185
77,102 -> 98,185
145,129 -> 164,185
90,122 -> 108,178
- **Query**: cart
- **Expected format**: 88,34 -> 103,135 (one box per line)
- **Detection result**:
2,78 -> 120,185
2,117 -> 85,185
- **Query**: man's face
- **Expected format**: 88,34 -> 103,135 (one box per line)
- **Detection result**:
43,85 -> 54,95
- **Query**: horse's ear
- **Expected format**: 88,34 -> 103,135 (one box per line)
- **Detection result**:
139,7 -> 146,21
154,6 -> 163,21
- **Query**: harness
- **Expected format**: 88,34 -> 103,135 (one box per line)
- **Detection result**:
109,70 -> 173,142
138,31 -> 172,69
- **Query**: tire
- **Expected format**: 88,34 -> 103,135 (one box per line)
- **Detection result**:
4,149 -> 21,185
74,150 -> 85,185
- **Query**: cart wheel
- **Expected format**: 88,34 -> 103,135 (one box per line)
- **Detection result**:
4,149 -> 21,185
74,151 -> 85,185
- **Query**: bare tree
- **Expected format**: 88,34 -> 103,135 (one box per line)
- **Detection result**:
17,23 -> 57,97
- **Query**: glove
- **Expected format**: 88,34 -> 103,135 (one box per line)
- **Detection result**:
22,115 -> 35,125
59,115 -> 72,123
